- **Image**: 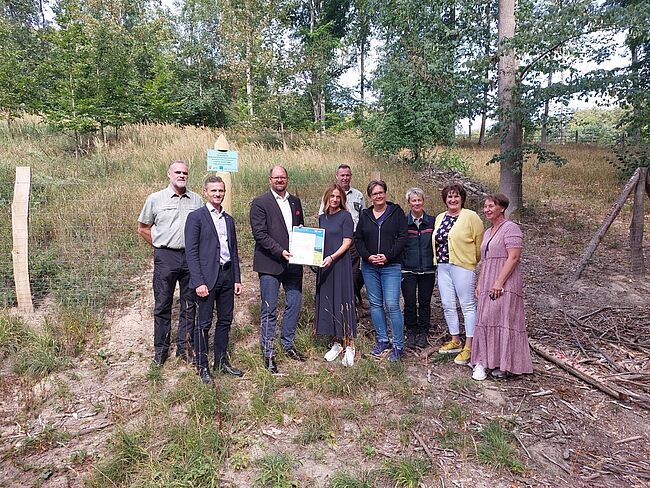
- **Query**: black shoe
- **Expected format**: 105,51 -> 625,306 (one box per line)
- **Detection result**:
284,347 -> 306,362
176,350 -> 194,364
214,361 -> 244,377
264,356 -> 279,374
406,333 -> 417,350
199,367 -> 214,385
416,332 -> 429,349
153,351 -> 169,367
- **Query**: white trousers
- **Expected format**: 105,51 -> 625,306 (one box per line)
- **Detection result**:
437,263 -> 476,338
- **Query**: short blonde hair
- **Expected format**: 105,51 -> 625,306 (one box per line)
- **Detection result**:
405,187 -> 425,202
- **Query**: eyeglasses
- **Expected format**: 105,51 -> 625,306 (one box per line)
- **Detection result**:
270,176 -> 287,181
371,191 -> 385,197
173,171 -> 189,175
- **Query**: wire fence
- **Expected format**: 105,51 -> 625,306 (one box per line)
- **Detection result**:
1,179 -> 150,312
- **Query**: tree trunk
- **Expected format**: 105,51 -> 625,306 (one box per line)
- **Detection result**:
540,73 -> 552,147
468,120 -> 472,141
497,0 -> 523,218
630,167 -> 647,278
319,88 -> 326,132
360,39 -> 366,102
479,2 -> 491,147
246,37 -> 254,118
479,91 -> 488,145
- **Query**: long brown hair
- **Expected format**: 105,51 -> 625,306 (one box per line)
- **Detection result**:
322,183 -> 347,214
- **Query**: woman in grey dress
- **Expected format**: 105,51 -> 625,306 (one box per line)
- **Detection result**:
315,184 -> 357,366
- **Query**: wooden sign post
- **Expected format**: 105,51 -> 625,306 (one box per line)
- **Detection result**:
11,166 -> 34,313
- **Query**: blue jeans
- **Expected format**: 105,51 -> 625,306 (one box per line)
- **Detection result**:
361,262 -> 404,349
259,267 -> 303,357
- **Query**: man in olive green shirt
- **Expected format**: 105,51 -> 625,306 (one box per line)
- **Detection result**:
138,160 -> 203,366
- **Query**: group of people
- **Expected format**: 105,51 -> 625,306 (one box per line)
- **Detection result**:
137,160 -> 532,385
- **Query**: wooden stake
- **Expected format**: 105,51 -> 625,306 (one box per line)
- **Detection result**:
572,167 -> 641,280
214,134 -> 232,215
11,166 -> 33,314
630,167 -> 646,278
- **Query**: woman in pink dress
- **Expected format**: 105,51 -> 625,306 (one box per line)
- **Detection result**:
471,194 -> 533,381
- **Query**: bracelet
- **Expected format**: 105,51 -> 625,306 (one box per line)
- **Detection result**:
329,255 -> 334,261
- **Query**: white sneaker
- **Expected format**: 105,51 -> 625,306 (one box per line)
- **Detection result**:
341,346 -> 355,367
472,364 -> 487,381
324,342 -> 343,362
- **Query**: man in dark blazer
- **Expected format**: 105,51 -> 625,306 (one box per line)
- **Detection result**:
249,165 -> 306,374
185,176 -> 242,385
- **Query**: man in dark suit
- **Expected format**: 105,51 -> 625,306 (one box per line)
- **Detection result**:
185,176 -> 242,385
250,165 -> 306,374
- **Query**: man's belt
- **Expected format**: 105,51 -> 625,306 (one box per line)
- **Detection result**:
155,246 -> 184,251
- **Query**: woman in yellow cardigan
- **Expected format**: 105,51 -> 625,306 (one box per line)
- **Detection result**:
433,183 -> 484,365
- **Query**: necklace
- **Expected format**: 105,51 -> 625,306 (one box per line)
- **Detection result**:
485,219 -> 507,256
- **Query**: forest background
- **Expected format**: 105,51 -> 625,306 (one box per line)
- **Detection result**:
1,0 -> 648,170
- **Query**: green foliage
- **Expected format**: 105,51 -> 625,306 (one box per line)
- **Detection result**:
0,313 -> 30,357
144,361 -> 163,383
433,149 -> 471,174
329,470 -> 375,488
154,421 -> 228,486
476,420 -> 526,474
382,456 -> 430,488
86,429 -> 150,487
254,452 -> 298,488
611,138 -> 650,178
45,307 -> 104,357
568,107 -> 626,144
297,405 -> 337,445
13,425 -> 70,456
13,328 -> 70,378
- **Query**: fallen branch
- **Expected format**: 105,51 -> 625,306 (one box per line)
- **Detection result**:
69,421 -> 114,438
614,435 -> 643,445
105,390 -> 138,402
513,432 -> 532,460
540,451 -> 571,474
578,307 -> 611,321
411,429 -> 437,466
530,340 -> 626,401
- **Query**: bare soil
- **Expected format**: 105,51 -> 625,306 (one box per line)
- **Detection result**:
1,175 -> 649,488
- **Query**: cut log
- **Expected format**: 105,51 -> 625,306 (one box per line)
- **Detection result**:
630,167 -> 647,278
573,168 -> 641,280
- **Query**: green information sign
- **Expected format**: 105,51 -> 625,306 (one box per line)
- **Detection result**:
207,149 -> 239,172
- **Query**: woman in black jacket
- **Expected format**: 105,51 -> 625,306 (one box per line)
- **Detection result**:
354,180 -> 407,361
401,188 -> 435,350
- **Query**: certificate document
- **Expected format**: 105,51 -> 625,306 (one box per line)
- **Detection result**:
289,226 -> 325,266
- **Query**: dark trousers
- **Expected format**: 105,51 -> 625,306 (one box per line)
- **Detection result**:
194,263 -> 234,370
349,243 -> 363,302
152,248 -> 195,359
401,272 -> 435,334
259,265 -> 303,357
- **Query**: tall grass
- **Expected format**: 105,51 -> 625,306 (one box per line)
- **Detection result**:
2,117 -> 625,311
462,143 -> 619,204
